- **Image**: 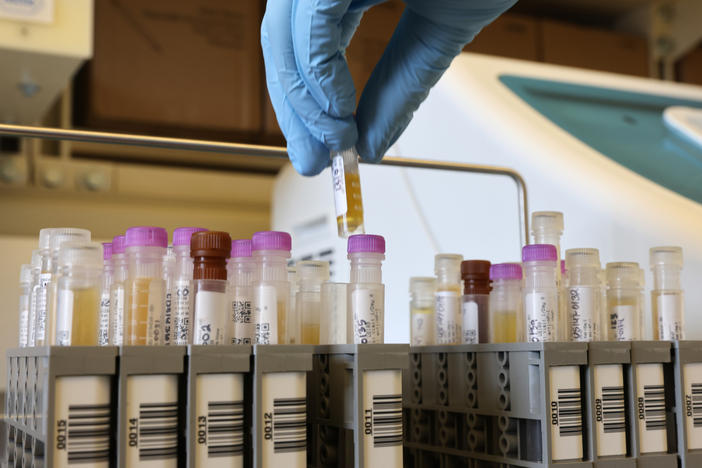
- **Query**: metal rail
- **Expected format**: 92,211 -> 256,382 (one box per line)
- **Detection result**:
0,123 -> 529,245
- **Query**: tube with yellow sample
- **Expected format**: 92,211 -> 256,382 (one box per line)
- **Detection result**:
331,147 -> 364,238
296,260 -> 330,344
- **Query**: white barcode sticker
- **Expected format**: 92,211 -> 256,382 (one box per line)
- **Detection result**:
195,373 -> 244,467
593,365 -> 626,456
125,374 -> 178,467
461,301 -> 479,344
331,154 -> 347,217
351,287 -> 384,344
231,289 -> 253,345
255,285 -> 278,344
193,290 -> 229,345
683,362 -> 702,450
635,363 -> 667,453
173,279 -> 192,345
55,289 -> 74,346
261,372 -> 306,467
98,291 -> 111,346
549,365 -> 583,461
657,294 -> 684,340
435,291 -> 460,344
362,370 -> 403,466
525,291 -> 557,342
54,376 -> 111,468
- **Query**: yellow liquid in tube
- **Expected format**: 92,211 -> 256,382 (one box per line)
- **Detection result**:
69,288 -> 101,345
277,300 -> 287,344
491,311 -> 517,343
302,324 -> 320,344
126,277 -> 162,345
337,171 -> 364,237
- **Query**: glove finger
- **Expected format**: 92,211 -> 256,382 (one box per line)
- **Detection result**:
263,0 -> 357,152
356,3 -> 514,162
262,19 -> 330,176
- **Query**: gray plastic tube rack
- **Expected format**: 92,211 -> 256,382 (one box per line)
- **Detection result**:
3,346 -> 118,468
307,344 -> 409,468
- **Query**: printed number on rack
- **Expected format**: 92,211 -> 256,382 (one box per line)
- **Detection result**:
593,365 -> 626,457
635,363 -> 668,454
549,366 -> 583,461
684,362 -> 702,450
362,370 -> 403,466
261,372 -> 307,466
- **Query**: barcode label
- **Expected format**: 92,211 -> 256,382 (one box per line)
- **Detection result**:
126,374 -> 179,466
683,363 -> 702,450
53,376 -> 111,468
261,372 -> 306,466
593,365 -> 626,457
635,363 -> 668,454
549,366 -> 583,461
195,373 -> 245,465
362,370 -> 403,466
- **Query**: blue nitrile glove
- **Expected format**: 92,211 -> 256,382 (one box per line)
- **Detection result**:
261,0 -> 517,176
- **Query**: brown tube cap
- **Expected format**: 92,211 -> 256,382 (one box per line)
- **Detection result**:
461,260 -> 492,295
191,231 -> 231,280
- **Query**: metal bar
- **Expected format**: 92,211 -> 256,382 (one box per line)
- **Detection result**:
0,123 -> 529,244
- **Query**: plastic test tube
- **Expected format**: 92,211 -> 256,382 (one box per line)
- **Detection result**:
461,260 -> 492,344
124,226 -> 168,345
489,263 -> 522,343
27,250 -> 41,346
162,245 -> 175,345
531,211 -> 564,338
191,231 -> 231,345
522,244 -> 559,342
650,246 -> 684,340
17,264 -> 32,347
109,235 -> 127,345
331,147 -> 365,238
564,248 -> 602,342
296,260 -> 330,345
287,265 -> 299,344
228,239 -> 256,344
605,262 -> 643,341
348,234 -> 386,344
171,227 -> 207,345
38,228 -> 92,346
320,282 -> 348,344
55,241 -> 103,346
409,277 -> 436,346
434,253 -> 463,345
98,242 -> 113,346
252,231 -> 292,344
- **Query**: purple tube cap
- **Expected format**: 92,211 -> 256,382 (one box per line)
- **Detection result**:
522,244 -> 557,262
112,235 -> 126,254
490,262 -> 523,280
102,242 -> 112,260
348,234 -> 385,254
252,231 -> 291,252
231,239 -> 252,258
125,226 -> 168,248
173,227 -> 208,246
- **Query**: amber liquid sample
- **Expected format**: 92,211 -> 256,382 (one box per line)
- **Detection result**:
69,287 -> 101,346
336,171 -> 364,237
277,300 -> 287,344
491,311 -> 517,343
302,324 -> 320,344
126,277 -> 163,345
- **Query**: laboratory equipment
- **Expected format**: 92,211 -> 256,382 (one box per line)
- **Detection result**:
331,147 -> 365,238
228,239 -> 256,344
461,260 -> 491,344
522,244 -> 559,342
27,250 -> 41,347
296,260 -> 330,344
409,277 -> 436,346
605,262 -> 644,341
17,264 -> 31,348
320,282 -> 349,344
564,248 -> 602,342
489,262 -> 522,343
171,227 -> 207,345
348,234 -> 386,344
109,235 -> 126,346
98,242 -> 112,346
434,254 -> 463,345
650,246 -> 685,340
252,231 -> 292,344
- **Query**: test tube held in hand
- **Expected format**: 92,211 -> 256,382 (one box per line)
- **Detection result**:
348,234 -> 386,344
331,147 -> 365,238
191,231 -> 231,345
228,239 -> 256,344
522,244 -> 559,342
650,246 -> 684,340
461,260 -> 492,344
252,231 -> 292,344
409,277 -> 436,346
489,263 -> 522,343
434,254 -> 463,345
171,227 -> 207,345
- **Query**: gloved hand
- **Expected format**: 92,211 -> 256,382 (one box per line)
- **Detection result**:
261,0 -> 516,176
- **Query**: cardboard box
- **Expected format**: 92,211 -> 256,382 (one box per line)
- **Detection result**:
83,0 -> 262,136
539,19 -> 649,77
463,13 -> 539,61
677,45 -> 702,86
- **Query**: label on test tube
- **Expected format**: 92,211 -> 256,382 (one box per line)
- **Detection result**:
34,272 -> 51,342
435,291 -> 460,344
593,365 -> 626,456
567,287 -> 596,342
125,374 -> 178,468
98,291 -> 110,346
612,305 -> 636,341
55,289 -> 74,346
683,362 -> 702,450
18,300 -> 29,347
163,289 -> 172,345
635,363 -> 667,453
525,292 -> 557,342
261,372 -> 307,467
461,301 -> 479,344
255,284 -> 278,345
110,286 -> 124,345
173,279 -> 192,345
331,154 -> 347,217
657,294 -> 683,340
28,285 -> 38,345
362,370 -> 403,466
195,373 -> 244,467
548,365 -> 583,461
411,311 -> 431,346
194,290 -> 228,345
53,375 -> 111,468
231,290 -> 253,345
351,287 -> 384,344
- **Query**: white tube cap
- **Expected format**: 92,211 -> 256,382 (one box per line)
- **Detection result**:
565,248 -> 601,269
58,241 -> 103,269
649,246 -> 683,269
531,211 -> 564,236
50,228 -> 91,254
